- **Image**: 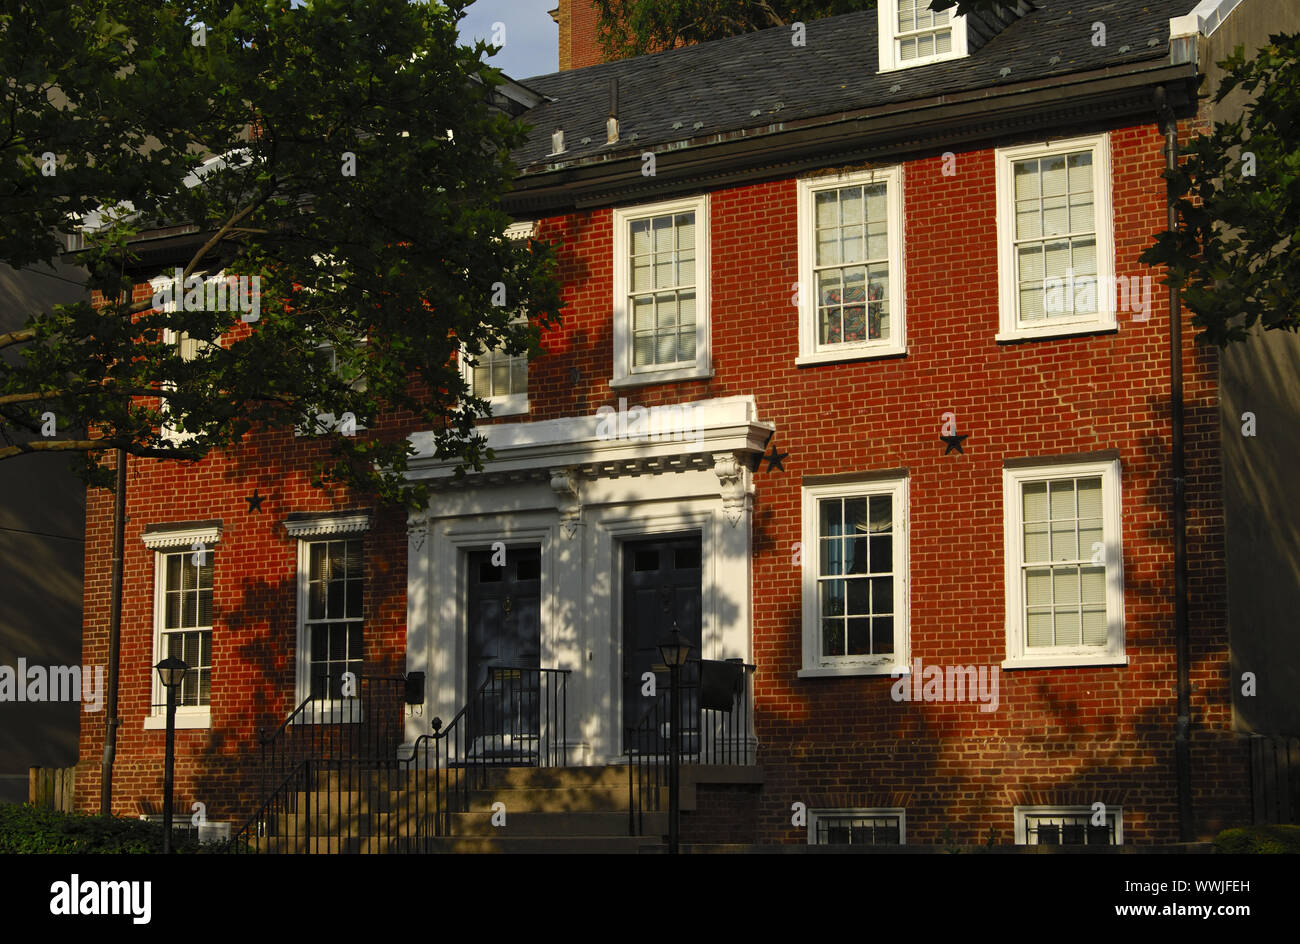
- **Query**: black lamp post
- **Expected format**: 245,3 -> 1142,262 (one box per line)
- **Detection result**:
658,625 -> 692,855
155,656 -> 188,854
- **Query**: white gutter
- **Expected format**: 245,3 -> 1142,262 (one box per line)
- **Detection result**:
1169,0 -> 1246,62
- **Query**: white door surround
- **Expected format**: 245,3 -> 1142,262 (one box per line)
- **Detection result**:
403,396 -> 770,764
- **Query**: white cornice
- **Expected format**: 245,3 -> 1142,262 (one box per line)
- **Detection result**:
141,524 -> 222,550
284,513 -> 371,539
406,395 -> 774,483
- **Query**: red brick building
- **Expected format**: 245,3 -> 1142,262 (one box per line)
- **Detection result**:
77,0 -> 1265,848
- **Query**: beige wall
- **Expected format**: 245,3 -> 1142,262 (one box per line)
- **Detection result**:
1208,0 -> 1300,736
0,261 -> 88,802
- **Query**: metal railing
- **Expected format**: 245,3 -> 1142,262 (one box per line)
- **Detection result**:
626,659 -> 755,836
230,667 -> 568,853
410,666 -> 568,841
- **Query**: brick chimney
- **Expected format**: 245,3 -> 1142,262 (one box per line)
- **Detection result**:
549,0 -> 609,71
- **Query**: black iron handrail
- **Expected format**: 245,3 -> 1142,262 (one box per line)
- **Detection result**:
228,666 -> 568,853
410,665 -> 569,840
626,660 -> 756,837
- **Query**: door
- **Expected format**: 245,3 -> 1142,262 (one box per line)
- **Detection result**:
623,535 -> 702,753
466,545 -> 541,761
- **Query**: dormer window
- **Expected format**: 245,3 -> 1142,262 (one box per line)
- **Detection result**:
878,0 -> 968,72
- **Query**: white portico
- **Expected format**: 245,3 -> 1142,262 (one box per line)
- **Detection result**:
402,395 -> 771,764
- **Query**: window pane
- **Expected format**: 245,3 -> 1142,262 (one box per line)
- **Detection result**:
847,617 -> 871,654
872,617 -> 894,655
1027,610 -> 1053,647
822,619 -> 844,657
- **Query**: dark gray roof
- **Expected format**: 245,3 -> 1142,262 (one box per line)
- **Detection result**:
513,0 -> 1193,171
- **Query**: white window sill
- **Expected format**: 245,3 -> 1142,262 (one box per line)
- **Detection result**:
295,412 -> 368,437
144,709 -> 211,730
795,344 -> 906,367
476,397 -> 529,418
878,51 -> 968,74
996,321 -> 1118,344
1001,655 -> 1128,671
610,365 -> 713,389
798,664 -> 907,679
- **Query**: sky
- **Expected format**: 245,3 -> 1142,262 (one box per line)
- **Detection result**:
456,0 -> 561,80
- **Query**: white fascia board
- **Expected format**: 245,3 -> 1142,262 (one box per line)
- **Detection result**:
1170,0 -> 1243,38
407,395 -> 773,480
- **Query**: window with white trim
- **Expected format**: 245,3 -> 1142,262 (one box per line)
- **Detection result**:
809,808 -> 905,845
289,514 -> 370,708
154,550 -> 213,710
462,313 -> 529,417
297,335 -> 369,435
799,475 -> 908,676
150,273 -> 220,444
878,0 -> 968,72
1002,459 -> 1125,668
796,166 -> 905,364
611,196 -> 711,387
995,135 -> 1116,340
1015,806 -> 1122,846
142,523 -> 220,728
460,221 -> 534,416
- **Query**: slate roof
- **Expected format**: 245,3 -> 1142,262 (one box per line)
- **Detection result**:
512,0 -> 1194,172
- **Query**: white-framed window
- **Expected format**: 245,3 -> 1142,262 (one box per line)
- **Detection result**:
877,0 -> 968,72
461,313 -> 529,417
150,273 -> 221,444
799,474 -> 909,677
995,134 -> 1116,341
289,514 -> 370,714
297,335 -> 369,435
141,522 -> 222,730
809,808 -> 906,845
796,166 -> 905,364
1015,805 -> 1122,846
459,220 -> 535,416
1002,458 -> 1125,669
611,195 -> 712,387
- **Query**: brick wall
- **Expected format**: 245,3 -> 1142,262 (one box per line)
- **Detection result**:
554,0 -> 608,71
77,117 -> 1249,842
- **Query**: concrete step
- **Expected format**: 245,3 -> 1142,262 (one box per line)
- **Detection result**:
444,810 -> 662,836
410,836 -> 657,854
464,784 -> 630,812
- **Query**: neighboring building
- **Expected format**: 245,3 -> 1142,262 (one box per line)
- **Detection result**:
0,260 -> 87,804
75,0 -> 1283,846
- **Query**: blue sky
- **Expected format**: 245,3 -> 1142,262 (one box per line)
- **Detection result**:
457,0 -> 561,80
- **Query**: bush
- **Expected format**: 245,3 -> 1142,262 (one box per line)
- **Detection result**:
1213,825 -> 1300,854
0,804 -> 209,854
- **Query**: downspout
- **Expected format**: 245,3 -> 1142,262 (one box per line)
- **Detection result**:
99,447 -> 126,814
1155,84 -> 1195,842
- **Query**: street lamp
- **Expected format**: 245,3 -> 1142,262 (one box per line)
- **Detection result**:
155,656 -> 188,854
658,625 -> 692,855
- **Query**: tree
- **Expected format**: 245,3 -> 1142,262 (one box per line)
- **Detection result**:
592,0 -> 1009,60
1141,34 -> 1300,347
0,0 -> 561,509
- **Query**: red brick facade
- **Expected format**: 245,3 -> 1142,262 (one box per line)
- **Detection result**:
552,0 -> 609,71
76,101 -> 1250,841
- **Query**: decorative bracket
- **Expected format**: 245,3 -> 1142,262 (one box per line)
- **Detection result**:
549,468 -> 583,538
712,452 -> 754,527
406,509 -> 430,552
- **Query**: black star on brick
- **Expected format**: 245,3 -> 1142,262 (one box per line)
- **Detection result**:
763,446 -> 789,472
941,434 -> 969,455
246,489 -> 265,512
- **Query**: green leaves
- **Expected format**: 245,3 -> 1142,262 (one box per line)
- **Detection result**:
1141,33 -> 1300,348
1,0 -> 563,509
